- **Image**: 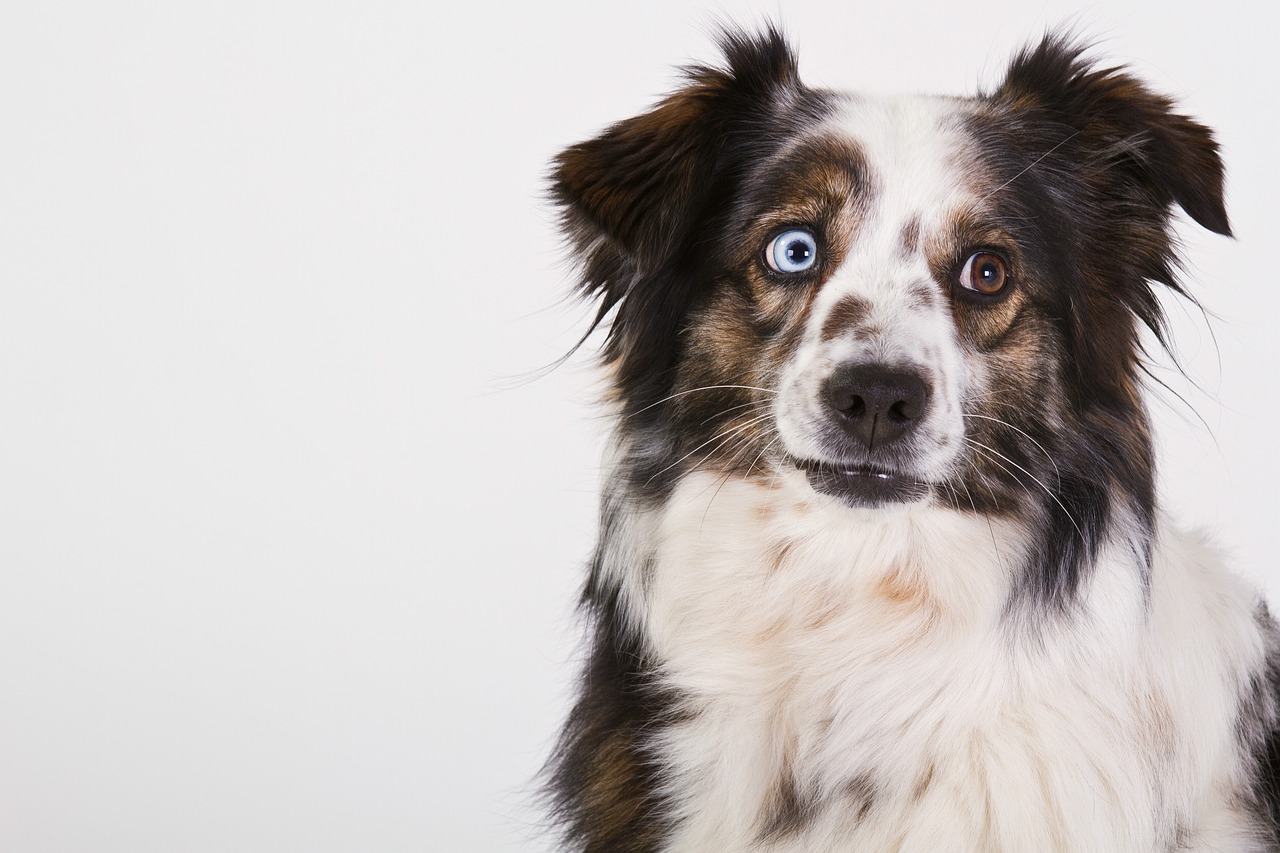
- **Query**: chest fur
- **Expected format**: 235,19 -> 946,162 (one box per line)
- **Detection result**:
630,473 -> 1255,853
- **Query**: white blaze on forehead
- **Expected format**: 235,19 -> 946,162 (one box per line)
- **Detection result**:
773,94 -> 978,473
811,94 -> 976,332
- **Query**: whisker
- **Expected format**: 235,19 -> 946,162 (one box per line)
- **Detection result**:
962,391 -> 1025,416
939,480 -> 963,511
627,385 -> 778,419
744,431 -> 783,479
719,430 -> 770,479
980,131 -> 1080,202
699,400 -> 769,428
963,437 -> 1085,542
647,414 -> 774,486
746,433 -> 790,493
962,413 -> 1062,484
959,475 -> 1010,580
693,421 -> 792,534
695,430 -> 773,533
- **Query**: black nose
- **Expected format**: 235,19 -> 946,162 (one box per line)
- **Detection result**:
824,363 -> 930,450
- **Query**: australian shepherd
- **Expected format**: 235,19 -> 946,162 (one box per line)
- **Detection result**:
545,26 -> 1279,852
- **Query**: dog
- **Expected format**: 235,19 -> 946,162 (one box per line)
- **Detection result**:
545,26 -> 1279,852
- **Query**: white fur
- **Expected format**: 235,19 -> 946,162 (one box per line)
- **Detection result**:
605,467 -> 1267,852
776,97 -> 982,482
606,93 -> 1270,853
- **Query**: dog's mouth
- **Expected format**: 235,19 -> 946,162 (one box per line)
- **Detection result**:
791,457 -> 928,507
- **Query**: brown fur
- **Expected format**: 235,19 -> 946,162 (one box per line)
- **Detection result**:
546,28 -> 1241,850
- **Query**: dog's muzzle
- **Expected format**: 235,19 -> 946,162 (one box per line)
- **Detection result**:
792,361 -> 933,507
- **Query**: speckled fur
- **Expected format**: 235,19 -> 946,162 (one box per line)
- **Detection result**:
546,26 -> 1280,852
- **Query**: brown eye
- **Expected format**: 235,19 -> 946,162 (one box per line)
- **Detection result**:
958,251 -> 1009,296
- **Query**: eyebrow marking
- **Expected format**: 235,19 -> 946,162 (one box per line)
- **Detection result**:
898,216 -> 922,258
820,295 -> 871,342
907,279 -> 940,306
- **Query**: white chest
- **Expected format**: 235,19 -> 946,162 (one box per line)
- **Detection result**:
631,472 -> 1259,853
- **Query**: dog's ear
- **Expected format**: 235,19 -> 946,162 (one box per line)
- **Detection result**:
551,27 -> 819,410
993,35 -> 1230,237
553,27 -> 805,270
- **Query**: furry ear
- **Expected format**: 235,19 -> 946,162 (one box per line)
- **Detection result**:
552,77 -> 721,271
552,26 -> 805,270
550,27 -> 824,411
994,35 -> 1230,236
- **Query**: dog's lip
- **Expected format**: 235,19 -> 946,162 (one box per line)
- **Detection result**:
791,457 -> 902,479
789,456 -> 927,506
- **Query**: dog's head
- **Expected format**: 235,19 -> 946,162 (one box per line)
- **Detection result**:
553,28 -> 1229,605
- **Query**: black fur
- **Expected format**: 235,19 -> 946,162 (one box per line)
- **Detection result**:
546,25 -> 1280,851
546,587 -> 678,852
547,29 -> 824,850
964,36 -> 1232,611
1243,605 -> 1280,844
551,26 -> 833,424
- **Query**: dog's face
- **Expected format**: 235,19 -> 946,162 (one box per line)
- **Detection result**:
554,29 -> 1228,600
691,95 -> 1020,509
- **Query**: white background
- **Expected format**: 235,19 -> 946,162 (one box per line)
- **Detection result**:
0,1 -> 1276,851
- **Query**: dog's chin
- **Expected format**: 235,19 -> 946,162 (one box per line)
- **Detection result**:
792,457 -> 929,508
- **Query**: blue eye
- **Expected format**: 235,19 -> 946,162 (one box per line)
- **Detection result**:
766,229 -> 818,274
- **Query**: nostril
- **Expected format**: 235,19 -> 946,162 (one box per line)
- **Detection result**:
823,362 -> 932,449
